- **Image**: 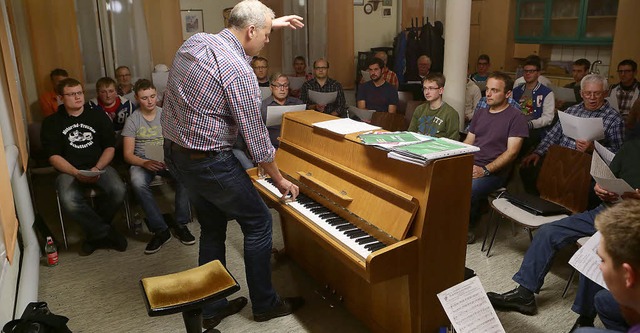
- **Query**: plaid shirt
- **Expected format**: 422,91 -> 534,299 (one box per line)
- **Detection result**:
300,77 -> 347,117
534,100 -> 624,156
473,96 -> 521,114
161,29 -> 275,164
610,80 -> 640,118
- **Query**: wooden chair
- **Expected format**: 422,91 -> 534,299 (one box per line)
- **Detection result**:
396,91 -> 414,115
370,112 -> 406,131
402,100 -> 423,131
140,260 -> 240,333
481,145 -> 592,257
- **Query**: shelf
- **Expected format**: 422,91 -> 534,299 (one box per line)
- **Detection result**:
586,15 -> 617,19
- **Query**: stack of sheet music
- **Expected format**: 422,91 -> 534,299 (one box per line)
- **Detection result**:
357,131 -> 480,166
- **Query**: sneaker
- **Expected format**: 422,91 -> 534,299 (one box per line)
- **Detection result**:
254,297 -> 305,322
202,297 -> 248,329
174,225 -> 196,245
145,229 -> 171,254
487,287 -> 537,315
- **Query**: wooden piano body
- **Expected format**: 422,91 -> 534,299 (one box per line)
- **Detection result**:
252,111 -> 473,332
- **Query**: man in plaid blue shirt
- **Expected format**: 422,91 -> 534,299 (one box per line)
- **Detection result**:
520,74 -> 624,195
161,0 -> 304,329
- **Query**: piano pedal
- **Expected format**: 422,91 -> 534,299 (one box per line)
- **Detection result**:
314,285 -> 344,308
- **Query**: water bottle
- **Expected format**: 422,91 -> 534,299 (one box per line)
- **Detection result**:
133,212 -> 143,235
45,236 -> 58,266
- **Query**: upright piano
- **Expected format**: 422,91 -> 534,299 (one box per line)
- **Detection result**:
251,111 -> 473,333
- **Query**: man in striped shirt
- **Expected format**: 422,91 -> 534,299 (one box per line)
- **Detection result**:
161,0 -> 304,329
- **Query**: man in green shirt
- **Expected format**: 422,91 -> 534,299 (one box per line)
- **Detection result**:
408,73 -> 460,140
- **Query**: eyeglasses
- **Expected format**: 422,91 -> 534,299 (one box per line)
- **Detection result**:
63,91 -> 84,97
271,84 -> 289,89
582,91 -> 605,98
253,66 -> 268,70
314,66 -> 328,70
117,74 -> 131,77
617,69 -> 633,74
523,69 -> 539,74
477,62 -> 489,66
422,87 -> 441,92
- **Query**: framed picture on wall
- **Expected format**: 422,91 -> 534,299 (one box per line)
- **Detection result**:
354,0 -> 364,5
181,10 -> 204,40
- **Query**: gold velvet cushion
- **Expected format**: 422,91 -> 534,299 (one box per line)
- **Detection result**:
140,260 -> 240,316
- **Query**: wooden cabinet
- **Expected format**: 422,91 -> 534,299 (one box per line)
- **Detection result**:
516,0 -> 618,45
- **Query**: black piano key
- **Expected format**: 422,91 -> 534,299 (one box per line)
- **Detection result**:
365,242 -> 386,251
335,224 -> 356,231
328,220 -> 348,226
348,230 -> 368,239
356,236 -> 376,244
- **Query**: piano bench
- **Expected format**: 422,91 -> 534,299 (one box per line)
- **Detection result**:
140,260 -> 240,333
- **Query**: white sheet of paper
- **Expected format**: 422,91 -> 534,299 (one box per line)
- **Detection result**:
260,87 -> 272,100
437,276 -> 506,333
348,106 -> 376,121
78,169 -> 106,177
308,90 -> 337,105
551,86 -> 577,102
592,175 -> 635,196
360,70 -> 371,82
265,104 -> 307,127
590,152 -> 616,179
557,111 -> 605,141
144,143 -> 164,162
287,76 -> 306,90
312,118 -> 380,135
569,232 -> 607,290
594,141 -> 615,165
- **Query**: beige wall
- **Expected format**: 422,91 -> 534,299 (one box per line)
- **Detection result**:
354,3 -> 398,53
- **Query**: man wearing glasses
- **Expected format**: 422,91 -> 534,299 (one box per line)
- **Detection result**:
608,59 -> 639,121
251,56 -> 270,87
407,72 -> 459,140
470,54 -> 491,84
260,73 -> 304,148
41,78 -> 127,255
520,74 -> 624,195
300,58 -> 347,117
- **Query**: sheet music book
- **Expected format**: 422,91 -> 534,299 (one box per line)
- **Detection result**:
550,86 -> 576,103
557,111 -> 605,141
437,276 -> 506,333
287,76 -> 306,90
387,137 -> 480,166
312,118 -> 381,135
569,232 -> 608,290
144,142 -> 164,162
308,90 -> 337,105
358,131 -> 432,149
265,104 -> 307,127
348,106 -> 376,121
260,87 -> 272,100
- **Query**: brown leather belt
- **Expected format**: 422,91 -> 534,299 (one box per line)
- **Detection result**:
165,139 -> 219,160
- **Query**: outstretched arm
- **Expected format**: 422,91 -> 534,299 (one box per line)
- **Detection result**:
272,15 -> 304,29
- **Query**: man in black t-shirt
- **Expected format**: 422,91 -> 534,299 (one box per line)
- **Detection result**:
41,78 -> 127,255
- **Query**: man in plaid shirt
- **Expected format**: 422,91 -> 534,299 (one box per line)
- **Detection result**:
161,0 -> 304,329
520,74 -> 624,195
300,58 -> 347,117
608,59 -> 639,121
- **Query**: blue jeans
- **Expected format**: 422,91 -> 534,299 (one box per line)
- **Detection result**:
573,282 -> 628,332
55,166 -> 126,241
470,174 -> 506,226
512,205 -> 604,293
164,143 -> 278,317
129,166 -> 190,233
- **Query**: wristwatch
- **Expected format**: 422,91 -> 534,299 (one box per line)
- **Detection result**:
482,166 -> 491,177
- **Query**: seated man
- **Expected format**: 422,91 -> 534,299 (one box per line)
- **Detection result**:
463,72 -> 529,243
469,54 -> 491,94
487,138 -> 640,318
115,66 -> 134,96
300,58 -> 347,117
514,54 -> 552,88
360,51 -> 399,89
251,56 -> 270,87
39,68 -> 68,117
400,55 -> 431,101
41,78 -> 127,255
288,56 -> 313,98
121,79 -> 195,254
609,59 -> 639,121
520,74 -> 624,195
260,73 -> 305,148
557,58 -> 590,111
357,57 -> 399,113
512,57 -> 556,151
465,77 -> 482,126
408,72 -> 460,140
89,77 -> 135,132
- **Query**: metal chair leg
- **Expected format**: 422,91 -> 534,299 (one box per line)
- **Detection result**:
562,269 -> 577,298
526,227 -> 534,242
55,191 -> 68,249
481,209 -> 496,251
486,216 -> 502,257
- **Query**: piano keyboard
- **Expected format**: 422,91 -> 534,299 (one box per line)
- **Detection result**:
257,178 -> 387,260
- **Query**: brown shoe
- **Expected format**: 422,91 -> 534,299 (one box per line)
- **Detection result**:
202,297 -> 248,329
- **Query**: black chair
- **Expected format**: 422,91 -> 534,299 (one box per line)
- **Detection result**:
140,260 -> 240,333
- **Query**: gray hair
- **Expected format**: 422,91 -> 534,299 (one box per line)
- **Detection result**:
228,0 -> 275,30
269,72 -> 288,84
581,74 -> 608,91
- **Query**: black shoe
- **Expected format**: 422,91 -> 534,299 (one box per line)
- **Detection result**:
145,229 -> 171,254
107,228 -> 128,251
80,240 -> 97,256
487,287 -> 537,315
569,316 -> 594,332
173,225 -> 196,245
467,231 -> 476,244
254,297 -> 305,322
202,297 -> 248,329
